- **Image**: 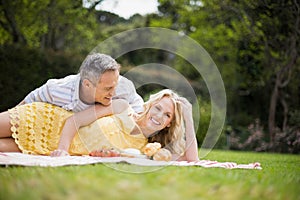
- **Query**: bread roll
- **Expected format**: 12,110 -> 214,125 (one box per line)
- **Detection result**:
142,142 -> 161,157
153,148 -> 172,161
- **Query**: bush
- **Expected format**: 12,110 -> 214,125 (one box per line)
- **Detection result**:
270,127 -> 300,154
0,45 -> 83,111
229,118 -> 300,154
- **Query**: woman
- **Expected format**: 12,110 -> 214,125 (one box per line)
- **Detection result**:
0,89 -> 199,161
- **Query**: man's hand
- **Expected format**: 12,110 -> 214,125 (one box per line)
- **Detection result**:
51,149 -> 69,157
89,148 -> 120,157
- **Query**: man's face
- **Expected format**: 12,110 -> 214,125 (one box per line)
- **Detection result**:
93,70 -> 119,105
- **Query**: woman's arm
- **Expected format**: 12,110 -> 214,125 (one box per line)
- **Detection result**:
177,98 -> 199,162
183,114 -> 199,161
18,100 -> 25,106
51,99 -> 129,156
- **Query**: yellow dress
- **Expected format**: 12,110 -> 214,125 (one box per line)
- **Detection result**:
9,102 -> 148,155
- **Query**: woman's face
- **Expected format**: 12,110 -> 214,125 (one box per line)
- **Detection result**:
143,96 -> 175,134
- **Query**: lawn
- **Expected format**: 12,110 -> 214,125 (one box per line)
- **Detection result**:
0,150 -> 299,200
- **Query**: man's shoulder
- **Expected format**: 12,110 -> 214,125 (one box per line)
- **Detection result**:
118,75 -> 135,87
115,75 -> 136,97
119,75 -> 131,83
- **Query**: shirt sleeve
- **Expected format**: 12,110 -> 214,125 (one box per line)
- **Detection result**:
24,80 -> 54,104
127,82 -> 144,113
114,76 -> 144,113
23,75 -> 77,109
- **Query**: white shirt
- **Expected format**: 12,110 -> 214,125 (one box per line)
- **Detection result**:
24,74 -> 144,113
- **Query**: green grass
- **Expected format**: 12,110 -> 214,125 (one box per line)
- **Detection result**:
1,150 -> 299,200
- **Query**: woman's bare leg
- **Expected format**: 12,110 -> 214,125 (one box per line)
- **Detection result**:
0,111 -> 13,138
0,111 -> 20,152
0,138 -> 21,152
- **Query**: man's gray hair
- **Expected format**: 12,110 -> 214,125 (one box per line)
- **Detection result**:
79,53 -> 120,85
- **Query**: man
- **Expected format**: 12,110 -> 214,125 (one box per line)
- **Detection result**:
19,53 -> 144,113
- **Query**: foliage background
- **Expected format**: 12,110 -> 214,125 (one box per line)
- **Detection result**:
0,0 -> 299,153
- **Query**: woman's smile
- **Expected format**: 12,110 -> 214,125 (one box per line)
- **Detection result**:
150,116 -> 161,126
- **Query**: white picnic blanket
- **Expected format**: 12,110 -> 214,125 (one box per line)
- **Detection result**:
0,152 -> 262,169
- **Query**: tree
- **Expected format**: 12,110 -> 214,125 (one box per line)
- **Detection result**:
0,0 -> 100,53
0,0 -> 29,45
227,0 -> 300,142
149,0 -> 300,145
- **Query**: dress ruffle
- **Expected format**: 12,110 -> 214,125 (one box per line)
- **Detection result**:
9,102 -> 73,155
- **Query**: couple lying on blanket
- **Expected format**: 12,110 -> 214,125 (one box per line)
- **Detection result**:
0,89 -> 199,162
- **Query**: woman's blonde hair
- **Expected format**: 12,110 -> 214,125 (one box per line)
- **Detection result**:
137,89 -> 186,155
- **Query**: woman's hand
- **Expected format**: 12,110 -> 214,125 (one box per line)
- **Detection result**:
176,97 -> 193,123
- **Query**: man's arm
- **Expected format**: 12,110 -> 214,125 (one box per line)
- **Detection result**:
51,99 -> 129,156
17,83 -> 51,106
